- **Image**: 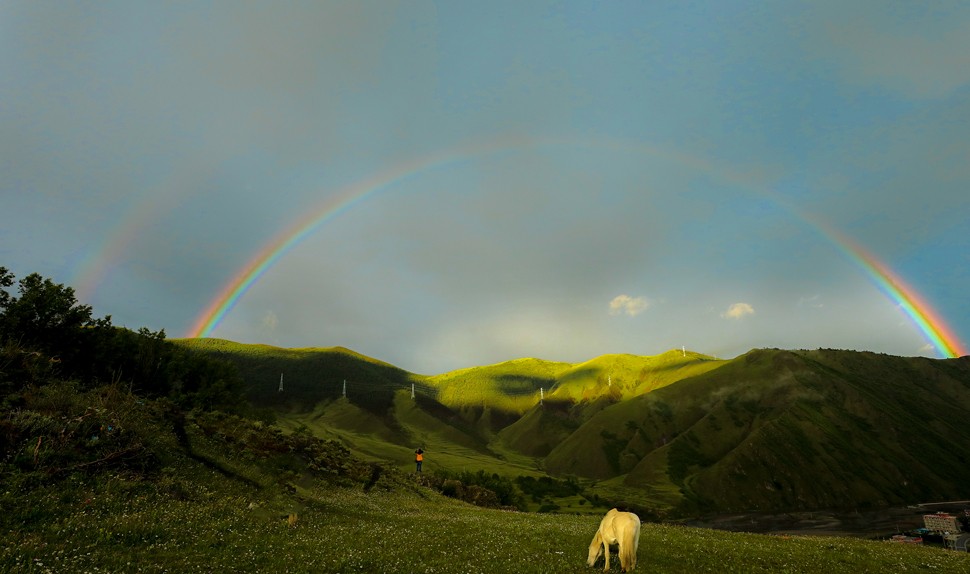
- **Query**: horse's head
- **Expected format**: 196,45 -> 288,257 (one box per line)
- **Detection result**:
586,531 -> 603,567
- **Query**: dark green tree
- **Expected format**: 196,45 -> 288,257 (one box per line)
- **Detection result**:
0,268 -> 111,380
0,267 -> 243,412
0,269 -> 104,343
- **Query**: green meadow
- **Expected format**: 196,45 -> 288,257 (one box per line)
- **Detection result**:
8,489 -> 970,574
4,395 -> 968,574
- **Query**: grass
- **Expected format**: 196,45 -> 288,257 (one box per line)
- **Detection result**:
277,391 -> 545,479
549,351 -> 724,403
5,474 -> 969,573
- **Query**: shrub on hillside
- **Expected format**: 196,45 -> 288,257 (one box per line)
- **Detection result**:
188,412 -> 389,489
1,381 -> 172,483
515,474 -> 583,502
425,469 -> 526,510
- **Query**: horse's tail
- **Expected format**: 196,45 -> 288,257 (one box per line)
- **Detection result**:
587,530 -> 603,567
621,517 -> 641,570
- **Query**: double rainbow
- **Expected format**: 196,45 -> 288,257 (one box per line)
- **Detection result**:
174,139 -> 965,357
186,139 -> 515,339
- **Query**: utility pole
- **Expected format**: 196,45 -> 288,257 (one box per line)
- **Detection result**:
342,379 -> 346,398
540,387 -> 544,406
411,383 -> 415,399
278,373 -> 283,392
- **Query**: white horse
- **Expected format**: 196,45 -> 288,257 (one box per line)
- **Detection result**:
587,508 -> 641,572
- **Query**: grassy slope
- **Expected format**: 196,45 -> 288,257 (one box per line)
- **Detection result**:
172,338 -> 414,415
9,482 -> 970,573
4,385 -> 968,573
494,351 -> 724,458
613,349 -> 970,514
548,350 -> 724,401
421,357 -> 572,414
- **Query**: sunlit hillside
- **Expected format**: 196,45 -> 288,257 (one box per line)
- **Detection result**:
420,357 -> 571,413
548,350 -> 724,401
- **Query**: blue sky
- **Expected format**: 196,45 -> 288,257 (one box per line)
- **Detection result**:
1,1 -> 968,374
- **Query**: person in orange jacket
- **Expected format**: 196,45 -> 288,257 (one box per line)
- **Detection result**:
414,448 -> 424,473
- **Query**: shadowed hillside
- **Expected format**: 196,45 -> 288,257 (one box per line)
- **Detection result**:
173,338 -> 414,417
543,349 -> 970,515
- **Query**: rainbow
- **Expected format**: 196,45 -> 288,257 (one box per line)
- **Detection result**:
186,159 -> 441,338
72,192 -> 167,302
813,223 -> 966,358
187,136 -> 534,338
72,159 -> 222,302
184,138 -> 966,358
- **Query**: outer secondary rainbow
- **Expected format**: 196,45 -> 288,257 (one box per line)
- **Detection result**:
186,138 -> 525,339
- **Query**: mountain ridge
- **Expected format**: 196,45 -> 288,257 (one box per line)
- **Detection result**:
173,338 -> 970,517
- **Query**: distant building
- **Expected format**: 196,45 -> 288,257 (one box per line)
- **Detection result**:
923,512 -> 959,534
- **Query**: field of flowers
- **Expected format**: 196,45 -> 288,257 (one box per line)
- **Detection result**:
4,465 -> 969,574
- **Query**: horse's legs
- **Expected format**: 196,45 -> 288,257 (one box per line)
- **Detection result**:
602,541 -> 610,572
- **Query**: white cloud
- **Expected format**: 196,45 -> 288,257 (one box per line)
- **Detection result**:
609,294 -> 650,317
722,302 -> 754,319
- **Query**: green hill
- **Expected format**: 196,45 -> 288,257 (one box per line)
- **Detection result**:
548,350 -> 723,401
172,338 -> 414,415
177,339 -> 970,520
421,356 -> 571,413
496,351 -> 725,459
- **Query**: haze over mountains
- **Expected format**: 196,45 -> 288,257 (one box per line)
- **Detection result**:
176,338 -> 970,518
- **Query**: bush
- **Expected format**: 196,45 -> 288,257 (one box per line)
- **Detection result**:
515,474 -> 583,501
430,469 -> 526,510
